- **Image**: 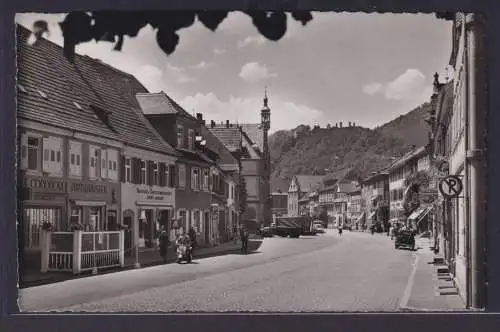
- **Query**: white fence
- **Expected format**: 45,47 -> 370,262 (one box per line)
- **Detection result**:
40,230 -> 124,274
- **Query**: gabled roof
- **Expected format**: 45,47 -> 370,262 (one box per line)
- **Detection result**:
239,123 -> 264,151
388,145 -> 428,171
16,25 -> 120,141
293,175 -> 324,193
208,126 -> 242,152
16,25 -> 179,156
201,125 -> 239,170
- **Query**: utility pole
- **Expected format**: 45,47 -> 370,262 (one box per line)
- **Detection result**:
466,13 -> 487,310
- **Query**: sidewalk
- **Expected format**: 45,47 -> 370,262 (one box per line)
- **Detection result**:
399,236 -> 467,312
20,238 -> 262,288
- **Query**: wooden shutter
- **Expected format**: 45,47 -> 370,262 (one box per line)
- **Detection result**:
168,165 -> 175,187
159,162 -> 166,187
131,158 -> 138,184
120,155 -> 126,182
146,160 -> 154,185
20,134 -> 28,169
42,137 -> 51,172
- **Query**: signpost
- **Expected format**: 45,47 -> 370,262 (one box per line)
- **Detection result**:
438,175 -> 463,199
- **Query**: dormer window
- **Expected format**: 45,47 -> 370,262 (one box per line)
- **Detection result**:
91,104 -> 114,131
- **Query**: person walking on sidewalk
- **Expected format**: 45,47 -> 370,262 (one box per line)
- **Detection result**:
239,225 -> 249,254
158,227 -> 170,264
188,227 -> 197,257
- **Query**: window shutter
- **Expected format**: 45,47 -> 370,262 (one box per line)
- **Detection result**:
159,162 -> 166,187
168,165 -> 175,187
131,158 -> 139,184
146,161 -> 153,185
42,137 -> 51,172
120,155 -> 126,182
175,164 -> 180,188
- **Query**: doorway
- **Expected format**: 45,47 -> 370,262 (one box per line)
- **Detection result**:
123,215 -> 133,256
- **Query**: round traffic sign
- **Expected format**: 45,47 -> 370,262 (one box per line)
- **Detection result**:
438,175 -> 463,198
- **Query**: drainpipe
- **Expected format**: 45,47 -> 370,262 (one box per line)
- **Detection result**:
466,13 -> 487,310
461,12 -> 472,308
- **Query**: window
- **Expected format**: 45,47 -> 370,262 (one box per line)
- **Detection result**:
178,164 -> 186,188
203,169 -> 209,190
27,136 -> 40,170
125,158 -> 131,182
42,136 -> 63,175
179,210 -> 187,231
141,160 -> 147,185
101,149 -> 107,179
164,165 -> 169,187
188,129 -> 194,150
89,146 -> 99,179
153,162 -> 159,186
191,167 -> 200,190
69,141 -> 82,178
192,210 -> 201,233
106,149 -> 118,181
177,125 -> 184,148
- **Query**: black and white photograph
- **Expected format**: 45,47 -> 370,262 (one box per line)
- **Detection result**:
13,10 -> 488,313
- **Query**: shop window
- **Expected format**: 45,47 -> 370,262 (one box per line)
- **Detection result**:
88,207 -> 103,231
70,207 -> 82,225
23,207 -> 62,249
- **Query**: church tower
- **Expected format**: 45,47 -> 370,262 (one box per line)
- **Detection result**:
261,88 -> 272,226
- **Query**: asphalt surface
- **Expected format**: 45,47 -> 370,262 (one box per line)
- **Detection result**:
19,230 -> 416,312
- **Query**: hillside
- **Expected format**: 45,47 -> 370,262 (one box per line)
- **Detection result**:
269,103 -> 430,192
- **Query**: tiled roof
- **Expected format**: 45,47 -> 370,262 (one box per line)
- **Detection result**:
337,181 -> 359,193
136,92 -> 195,120
17,25 -> 120,141
388,145 -> 428,171
239,123 -> 264,151
201,125 -> 239,168
322,168 -> 354,183
294,175 -> 324,192
17,25 -> 178,156
208,126 -> 242,152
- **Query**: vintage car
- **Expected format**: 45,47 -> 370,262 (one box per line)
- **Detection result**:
394,229 -> 416,250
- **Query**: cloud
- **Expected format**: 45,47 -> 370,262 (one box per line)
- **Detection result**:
191,61 -> 212,69
384,69 -> 426,101
237,35 -> 266,48
213,48 -> 227,55
362,82 -> 383,96
165,63 -> 196,84
239,62 -> 277,83
178,93 -> 324,132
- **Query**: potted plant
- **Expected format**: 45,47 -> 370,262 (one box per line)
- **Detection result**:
70,223 -> 85,231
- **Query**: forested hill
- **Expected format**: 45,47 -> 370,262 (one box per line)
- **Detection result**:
269,103 -> 430,192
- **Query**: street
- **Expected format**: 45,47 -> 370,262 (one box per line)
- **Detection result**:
19,231 -> 417,312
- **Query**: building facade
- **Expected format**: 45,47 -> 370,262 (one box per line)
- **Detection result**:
287,175 -> 324,217
429,13 -> 487,309
361,171 -> 390,231
271,192 -> 288,222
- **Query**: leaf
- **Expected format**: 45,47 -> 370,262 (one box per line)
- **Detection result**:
248,11 -> 287,41
197,11 -> 229,31
156,28 -> 180,55
291,11 -> 313,26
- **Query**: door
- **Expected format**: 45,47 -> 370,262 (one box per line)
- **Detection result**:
204,211 -> 210,244
145,209 -> 153,248
123,216 -> 133,256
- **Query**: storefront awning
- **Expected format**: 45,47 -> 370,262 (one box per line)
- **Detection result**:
408,207 -> 429,222
368,211 -> 376,220
356,212 -> 365,223
136,201 -> 174,207
74,200 -> 106,206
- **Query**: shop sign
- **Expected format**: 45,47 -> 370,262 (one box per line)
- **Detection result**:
136,188 -> 172,201
25,176 -> 66,193
70,182 -> 108,194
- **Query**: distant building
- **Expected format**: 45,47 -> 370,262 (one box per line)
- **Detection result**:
318,179 -> 358,228
287,175 -> 324,217
271,192 -> 288,222
361,170 -> 390,231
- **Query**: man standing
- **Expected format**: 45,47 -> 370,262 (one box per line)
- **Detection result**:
158,226 -> 170,264
239,225 -> 249,254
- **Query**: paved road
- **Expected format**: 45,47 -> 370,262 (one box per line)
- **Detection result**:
19,230 -> 417,312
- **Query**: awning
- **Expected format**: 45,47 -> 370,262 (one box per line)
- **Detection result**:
408,207 -> 428,222
356,212 -> 365,223
368,211 -> 376,220
416,207 -> 432,225
73,200 -> 106,207
136,201 -> 174,208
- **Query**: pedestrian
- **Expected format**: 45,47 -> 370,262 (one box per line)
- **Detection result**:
158,226 -> 170,264
338,226 -> 343,236
239,225 -> 249,254
188,227 -> 197,257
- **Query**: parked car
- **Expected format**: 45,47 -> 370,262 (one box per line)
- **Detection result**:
260,226 -> 275,237
394,229 -> 416,250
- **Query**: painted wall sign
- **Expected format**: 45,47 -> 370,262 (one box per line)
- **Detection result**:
439,175 -> 463,198
136,188 -> 172,201
70,182 -> 108,194
26,177 -> 66,193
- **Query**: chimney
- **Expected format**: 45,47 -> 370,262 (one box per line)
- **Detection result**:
196,113 -> 203,121
211,120 -> 215,128
226,120 -> 230,128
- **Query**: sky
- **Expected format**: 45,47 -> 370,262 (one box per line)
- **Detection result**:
16,12 -> 453,133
